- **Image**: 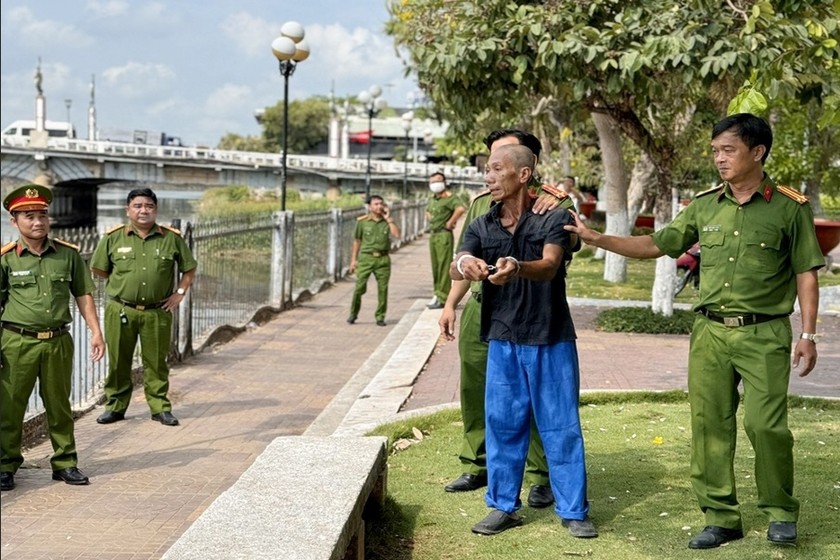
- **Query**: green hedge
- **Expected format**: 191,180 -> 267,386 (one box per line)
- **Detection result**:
596,307 -> 695,334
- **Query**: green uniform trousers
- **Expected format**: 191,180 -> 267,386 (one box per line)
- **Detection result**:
1,330 -> 77,472
103,300 -> 173,414
457,295 -> 550,485
349,254 -> 391,322
688,315 -> 798,528
429,231 -> 454,302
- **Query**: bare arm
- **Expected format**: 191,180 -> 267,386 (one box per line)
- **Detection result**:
792,269 -> 819,377
439,279 -> 471,341
564,211 -> 663,259
488,243 -> 564,285
75,294 -> 105,362
349,238 -> 361,274
445,206 -> 466,230
162,267 -> 197,312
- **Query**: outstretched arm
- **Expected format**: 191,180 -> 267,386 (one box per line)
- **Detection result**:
564,211 -> 663,259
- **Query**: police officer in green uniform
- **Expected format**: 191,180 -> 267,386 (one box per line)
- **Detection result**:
91,188 -> 197,427
1,185 -> 105,491
567,114 -> 824,548
347,195 -> 401,326
439,130 -> 578,509
425,173 -> 466,309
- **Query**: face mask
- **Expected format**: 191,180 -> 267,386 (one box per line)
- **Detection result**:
429,181 -> 446,194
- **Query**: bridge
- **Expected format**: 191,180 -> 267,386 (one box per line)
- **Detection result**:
1,136 -> 484,226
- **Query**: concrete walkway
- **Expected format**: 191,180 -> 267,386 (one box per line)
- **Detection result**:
1,237 -> 837,559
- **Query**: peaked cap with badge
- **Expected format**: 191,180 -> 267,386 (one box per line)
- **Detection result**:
3,184 -> 53,212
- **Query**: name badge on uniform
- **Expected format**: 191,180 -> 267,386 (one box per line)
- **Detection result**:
702,225 -> 722,232
117,247 -> 133,253
10,270 -> 32,277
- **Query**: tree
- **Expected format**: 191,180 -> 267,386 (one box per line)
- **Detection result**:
261,96 -> 331,154
217,133 -> 268,152
387,0 -> 839,312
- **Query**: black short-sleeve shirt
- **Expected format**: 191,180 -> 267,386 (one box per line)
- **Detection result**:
461,204 -> 577,345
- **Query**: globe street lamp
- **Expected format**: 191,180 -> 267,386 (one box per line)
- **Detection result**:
358,85 -> 387,199
401,111 -> 413,200
271,21 -> 310,211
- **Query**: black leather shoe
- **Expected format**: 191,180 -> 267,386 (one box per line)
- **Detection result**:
96,410 -> 125,424
445,473 -> 487,492
52,467 -> 90,485
151,411 -> 179,426
527,484 -> 555,508
471,509 -> 523,535
767,521 -> 797,544
562,517 -> 598,538
0,472 -> 14,491
376,319 -> 387,327
346,315 -> 356,324
688,526 -> 744,549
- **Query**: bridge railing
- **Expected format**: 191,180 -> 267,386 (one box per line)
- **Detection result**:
23,200 -> 428,421
1,135 -> 485,181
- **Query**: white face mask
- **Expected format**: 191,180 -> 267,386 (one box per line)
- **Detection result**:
429,181 -> 446,194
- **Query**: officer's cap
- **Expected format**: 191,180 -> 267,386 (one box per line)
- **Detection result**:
3,184 -> 53,212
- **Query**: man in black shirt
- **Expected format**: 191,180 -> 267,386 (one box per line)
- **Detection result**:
453,144 -> 596,538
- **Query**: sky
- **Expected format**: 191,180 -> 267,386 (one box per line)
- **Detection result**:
0,0 -> 419,147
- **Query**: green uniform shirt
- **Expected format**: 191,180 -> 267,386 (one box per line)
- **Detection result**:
354,215 -> 391,254
0,238 -> 95,330
651,177 -> 824,316
90,224 -> 197,305
458,188 -> 576,292
426,193 -> 465,232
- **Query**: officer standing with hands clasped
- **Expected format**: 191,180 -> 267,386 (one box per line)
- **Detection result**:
566,113 -> 824,548
347,195 -> 401,326
91,188 -> 197,427
425,173 -> 466,309
1,185 -> 105,491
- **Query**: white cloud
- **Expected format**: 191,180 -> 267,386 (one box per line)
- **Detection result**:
84,0 -> 129,17
221,12 -> 277,58
205,83 -> 253,115
6,6 -> 95,49
101,62 -> 176,98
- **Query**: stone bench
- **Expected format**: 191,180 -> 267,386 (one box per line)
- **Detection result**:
162,436 -> 388,560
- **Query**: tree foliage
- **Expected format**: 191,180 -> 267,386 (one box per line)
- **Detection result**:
261,96 -> 331,153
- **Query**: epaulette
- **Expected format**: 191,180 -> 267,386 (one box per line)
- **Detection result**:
0,241 -> 16,256
776,185 -> 809,204
472,190 -> 491,200
696,184 -> 724,198
357,214 -> 372,221
160,224 -> 182,235
540,183 -> 569,199
53,238 -> 81,251
105,224 -> 124,235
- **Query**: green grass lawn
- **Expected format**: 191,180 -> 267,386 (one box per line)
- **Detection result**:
565,252 -> 840,302
367,393 -> 840,560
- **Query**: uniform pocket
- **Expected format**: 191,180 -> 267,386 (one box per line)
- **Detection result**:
699,231 -> 724,268
9,275 -> 38,297
742,230 -> 783,273
113,251 -> 135,273
156,250 -> 176,271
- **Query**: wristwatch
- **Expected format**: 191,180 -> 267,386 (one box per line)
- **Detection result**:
176,287 -> 186,296
800,332 -> 818,343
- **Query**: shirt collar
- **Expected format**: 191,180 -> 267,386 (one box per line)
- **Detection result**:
125,224 -> 163,236
16,237 -> 56,256
718,174 -> 775,203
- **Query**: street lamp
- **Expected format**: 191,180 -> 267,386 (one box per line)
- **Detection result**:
401,111 -> 413,199
271,21 -> 310,211
64,99 -> 72,137
423,128 -> 434,176
358,85 -> 387,199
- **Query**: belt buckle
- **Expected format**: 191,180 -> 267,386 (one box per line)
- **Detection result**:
136,304 -> 146,311
372,251 -> 381,257
723,316 -> 743,327
36,331 -> 52,340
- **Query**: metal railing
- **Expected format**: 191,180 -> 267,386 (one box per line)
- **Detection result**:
1,134 -> 485,182
22,200 -> 428,420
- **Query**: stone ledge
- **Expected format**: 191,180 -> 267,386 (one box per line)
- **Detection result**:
162,436 -> 388,560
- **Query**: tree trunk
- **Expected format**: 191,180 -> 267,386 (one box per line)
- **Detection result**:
650,169 -> 676,315
591,112 -> 631,282
627,152 -> 656,225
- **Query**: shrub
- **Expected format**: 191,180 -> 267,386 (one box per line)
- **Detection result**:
596,306 -> 695,334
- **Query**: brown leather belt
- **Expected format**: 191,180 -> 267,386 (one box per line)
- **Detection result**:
112,297 -> 165,311
698,308 -> 787,327
2,323 -> 70,340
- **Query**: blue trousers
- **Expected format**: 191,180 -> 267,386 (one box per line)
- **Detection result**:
485,339 -> 589,520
